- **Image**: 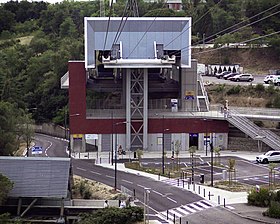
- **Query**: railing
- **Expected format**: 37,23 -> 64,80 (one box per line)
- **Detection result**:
198,73 -> 210,111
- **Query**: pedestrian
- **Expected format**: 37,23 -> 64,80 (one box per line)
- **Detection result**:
104,200 -> 109,208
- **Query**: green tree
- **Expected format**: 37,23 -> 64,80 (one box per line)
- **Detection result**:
0,173 -> 13,205
59,17 -> 77,38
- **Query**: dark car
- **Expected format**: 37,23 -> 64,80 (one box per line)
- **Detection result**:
216,71 -> 231,79
223,72 -> 239,80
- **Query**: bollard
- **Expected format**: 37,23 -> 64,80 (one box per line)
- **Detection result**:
79,152 -> 80,158
198,186 -> 200,194
88,152 -> 89,159
158,173 -> 160,181
177,178 -> 180,186
193,183 -> 195,191
224,198 -> 226,207
100,157 -> 101,164
183,180 -> 185,188
169,172 -> 171,179
208,191 -> 211,200
173,214 -> 176,223
203,189 -> 205,197
218,195 -> 220,205
179,217 -> 181,224
133,189 -> 136,200
188,182 -> 190,190
167,210 -> 169,220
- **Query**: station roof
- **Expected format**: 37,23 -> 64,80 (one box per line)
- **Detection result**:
85,17 -> 191,69
0,157 -> 70,198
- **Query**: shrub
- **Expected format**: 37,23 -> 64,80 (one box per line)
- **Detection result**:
255,84 -> 265,93
78,206 -> 143,224
263,201 -> 280,218
227,85 -> 241,95
247,188 -> 271,207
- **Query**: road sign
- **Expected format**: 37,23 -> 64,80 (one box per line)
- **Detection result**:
31,146 -> 43,155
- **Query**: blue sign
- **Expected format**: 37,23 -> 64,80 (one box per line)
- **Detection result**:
31,146 -> 43,155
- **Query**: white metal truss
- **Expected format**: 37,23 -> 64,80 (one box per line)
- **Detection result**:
126,68 -> 148,151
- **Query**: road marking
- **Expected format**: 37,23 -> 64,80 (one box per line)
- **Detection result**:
77,167 -> 86,171
167,197 -> 177,203
106,175 -> 114,179
152,190 -> 163,196
90,171 -> 101,175
122,179 -> 133,184
137,184 -> 148,189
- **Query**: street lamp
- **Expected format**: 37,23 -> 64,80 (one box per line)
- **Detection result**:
162,127 -> 169,175
203,118 -> 208,156
144,188 -> 151,224
113,121 -> 128,191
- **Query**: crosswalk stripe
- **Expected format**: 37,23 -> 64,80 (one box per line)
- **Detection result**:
168,210 -> 183,218
188,203 -> 203,211
176,207 -> 190,215
181,204 -> 196,213
196,201 -> 211,209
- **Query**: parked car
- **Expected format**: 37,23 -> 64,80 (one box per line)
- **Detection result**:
256,150 -> 280,163
223,72 -> 239,80
264,75 -> 276,84
228,73 -> 254,82
273,76 -> 280,86
216,71 -> 231,79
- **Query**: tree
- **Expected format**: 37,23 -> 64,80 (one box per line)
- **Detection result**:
0,173 -> 13,205
59,17 -> 77,38
189,146 -> 197,183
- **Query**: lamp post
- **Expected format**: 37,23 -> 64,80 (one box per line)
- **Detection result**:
162,128 -> 169,175
204,118 -> 208,156
210,137 -> 214,187
114,121 -> 128,191
144,188 -> 151,224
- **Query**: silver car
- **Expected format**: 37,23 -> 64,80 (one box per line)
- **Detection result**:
229,73 -> 254,82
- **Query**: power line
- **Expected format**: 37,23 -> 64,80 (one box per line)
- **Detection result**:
164,0 -> 224,48
195,2 -> 280,46
103,0 -> 114,52
191,30 -> 280,56
169,5 -> 280,57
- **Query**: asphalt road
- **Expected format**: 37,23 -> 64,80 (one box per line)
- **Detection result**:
35,134 -> 273,223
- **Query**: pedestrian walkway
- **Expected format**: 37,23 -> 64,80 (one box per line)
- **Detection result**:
76,150 -> 280,223
158,200 -> 216,223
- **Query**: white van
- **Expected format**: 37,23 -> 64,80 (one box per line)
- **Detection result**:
273,76 -> 280,86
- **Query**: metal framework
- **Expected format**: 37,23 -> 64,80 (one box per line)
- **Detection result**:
126,68 -> 148,151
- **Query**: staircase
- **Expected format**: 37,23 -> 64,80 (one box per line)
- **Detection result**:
227,109 -> 280,150
197,74 -> 210,112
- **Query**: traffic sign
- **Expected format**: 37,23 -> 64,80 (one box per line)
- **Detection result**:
31,146 -> 43,155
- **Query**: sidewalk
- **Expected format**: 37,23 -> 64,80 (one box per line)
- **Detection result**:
74,150 -> 280,223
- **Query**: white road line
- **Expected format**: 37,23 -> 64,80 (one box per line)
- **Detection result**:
167,197 -> 177,204
168,210 -> 182,218
106,175 -> 114,179
182,205 -> 196,213
176,207 -> 190,215
137,184 -> 148,189
190,203 -> 203,211
122,179 -> 133,184
152,190 -> 163,196
77,167 -> 86,171
90,171 -> 101,175
196,201 -> 211,209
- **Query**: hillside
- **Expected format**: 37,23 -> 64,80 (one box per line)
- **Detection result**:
192,47 -> 280,74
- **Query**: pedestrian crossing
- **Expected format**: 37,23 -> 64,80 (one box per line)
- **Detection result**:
161,178 -> 191,188
157,200 -> 215,223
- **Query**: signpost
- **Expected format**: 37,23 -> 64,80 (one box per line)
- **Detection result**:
31,146 -> 43,155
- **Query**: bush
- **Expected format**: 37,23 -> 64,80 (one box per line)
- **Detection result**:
263,201 -> 280,218
247,188 -> 271,207
227,85 -> 241,95
78,206 -> 143,224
